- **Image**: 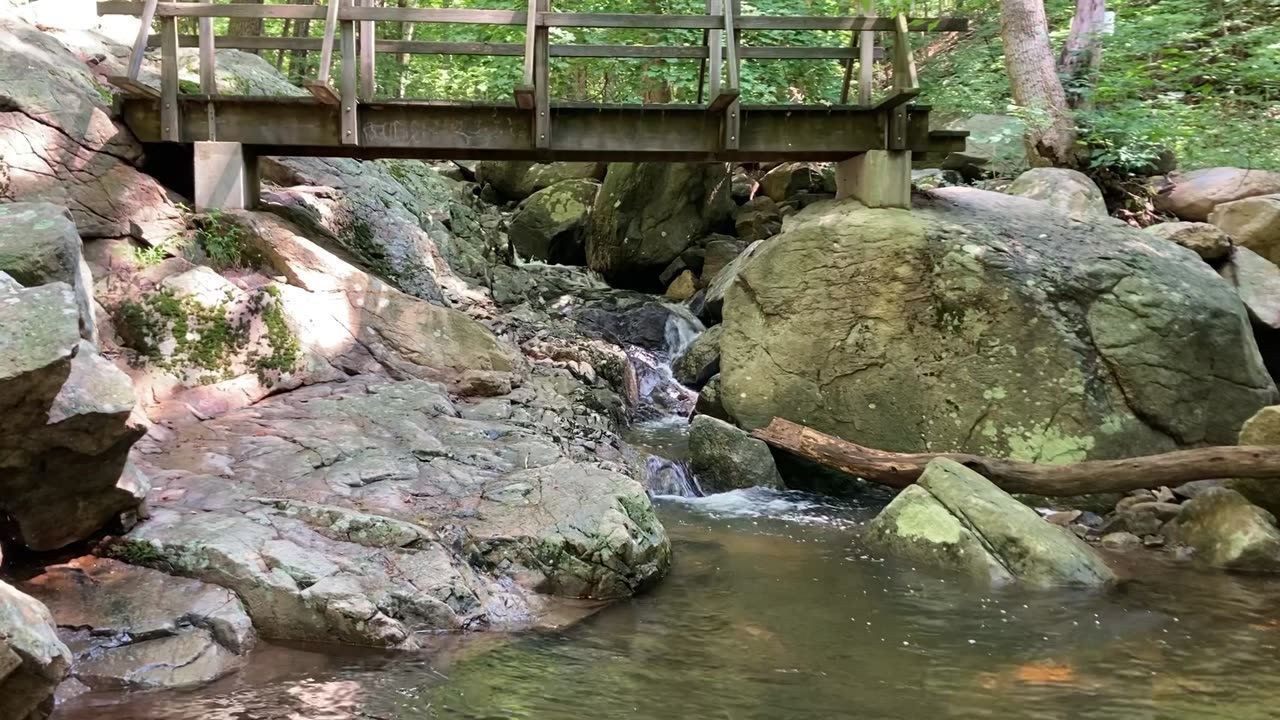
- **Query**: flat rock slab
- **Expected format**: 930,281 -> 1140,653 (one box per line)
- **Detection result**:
123,377 -> 670,649
22,557 -> 255,691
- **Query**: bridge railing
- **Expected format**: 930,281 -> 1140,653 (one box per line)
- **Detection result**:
96,1 -> 965,150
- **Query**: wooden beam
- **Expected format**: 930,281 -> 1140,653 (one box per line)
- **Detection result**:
126,0 -> 159,81
101,1 -> 329,19
893,13 -> 920,92
736,15 -> 966,31
874,87 -> 920,110
106,75 -> 161,99
159,14 -> 179,142
533,0 -> 550,150
342,6 -> 525,24
315,0 -> 340,85
341,2 -> 358,144
358,0 -> 375,100
752,417 -> 1280,498
516,0 -> 536,109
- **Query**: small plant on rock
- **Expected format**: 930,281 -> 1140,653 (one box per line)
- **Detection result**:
194,211 -> 249,269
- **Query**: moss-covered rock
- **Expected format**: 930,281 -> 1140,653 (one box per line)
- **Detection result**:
688,415 -> 783,493
721,189 -> 1276,473
865,458 -> 1114,587
1165,488 -> 1280,572
508,178 -> 599,264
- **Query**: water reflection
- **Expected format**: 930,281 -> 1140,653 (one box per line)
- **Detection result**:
55,500 -> 1280,720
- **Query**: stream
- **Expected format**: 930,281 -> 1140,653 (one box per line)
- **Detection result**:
52,311 -> 1280,720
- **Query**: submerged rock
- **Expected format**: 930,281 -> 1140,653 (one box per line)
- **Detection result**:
865,459 -> 1115,587
0,581 -> 72,720
22,557 -> 255,691
1165,488 -> 1280,573
122,377 -> 671,648
1004,168 -> 1108,219
688,415 -> 783,493
721,189 -> 1276,468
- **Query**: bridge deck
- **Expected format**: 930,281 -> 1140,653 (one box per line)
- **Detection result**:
119,96 -> 965,162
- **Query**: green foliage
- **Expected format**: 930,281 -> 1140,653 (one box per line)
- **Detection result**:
131,243 -> 170,267
104,539 -> 163,566
194,211 -> 250,269
248,285 -> 300,385
921,0 -> 1280,173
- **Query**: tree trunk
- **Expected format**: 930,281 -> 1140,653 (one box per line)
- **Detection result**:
999,0 -> 1079,167
1057,0 -> 1106,109
752,418 -> 1280,497
396,0 -> 415,99
228,0 -> 265,54
288,0 -> 314,84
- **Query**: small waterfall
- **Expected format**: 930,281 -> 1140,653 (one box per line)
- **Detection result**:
644,454 -> 702,498
663,309 -> 703,359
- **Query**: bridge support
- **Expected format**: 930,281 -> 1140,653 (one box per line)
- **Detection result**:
834,150 -> 912,209
194,142 -> 259,212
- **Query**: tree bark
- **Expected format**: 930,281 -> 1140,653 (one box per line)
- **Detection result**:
288,0 -> 314,84
1057,0 -> 1106,109
752,418 -> 1280,497
999,0 -> 1079,166
228,0 -> 265,54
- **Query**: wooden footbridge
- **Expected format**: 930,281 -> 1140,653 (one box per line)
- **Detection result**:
96,1 -> 968,210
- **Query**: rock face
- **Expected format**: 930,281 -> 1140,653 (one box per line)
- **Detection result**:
865,458 -> 1115,586
0,18 -> 184,243
1228,406 -> 1280,515
688,415 -> 784,493
1004,168 -> 1108,219
1155,167 -> 1280,222
508,179 -> 598,264
123,377 -> 671,648
105,210 -> 521,422
1145,221 -> 1232,261
721,189 -> 1276,466
21,557 -> 255,691
1209,194 -> 1280,264
587,163 -> 733,283
0,581 -> 72,720
0,273 -> 145,550
672,325 -> 722,388
478,161 -> 607,203
1165,488 -> 1280,572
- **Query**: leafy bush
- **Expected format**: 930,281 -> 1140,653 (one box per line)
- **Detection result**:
194,211 -> 249,269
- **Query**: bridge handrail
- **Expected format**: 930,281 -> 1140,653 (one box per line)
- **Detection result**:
96,0 -> 964,149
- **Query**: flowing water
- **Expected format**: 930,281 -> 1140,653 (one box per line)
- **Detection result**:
55,494 -> 1280,720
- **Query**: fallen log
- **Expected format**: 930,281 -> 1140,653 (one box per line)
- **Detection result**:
751,418 -> 1280,497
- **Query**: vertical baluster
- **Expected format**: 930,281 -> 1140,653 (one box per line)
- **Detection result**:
341,0 -> 359,144
160,14 -> 180,141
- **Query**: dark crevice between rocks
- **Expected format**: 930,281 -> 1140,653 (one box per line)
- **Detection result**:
135,143 -> 195,201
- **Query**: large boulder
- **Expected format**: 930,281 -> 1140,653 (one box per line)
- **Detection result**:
734,196 -> 783,242
758,163 -> 832,203
721,189 -> 1276,467
0,275 -> 145,550
508,178 -> 599,264
121,376 -> 671,648
21,557 -> 255,690
1004,168 -> 1108,219
1209,194 -> 1280,264
0,202 -> 98,344
1155,167 -> 1280,222
865,458 -> 1115,586
1144,221 -> 1232,261
0,581 -> 72,720
700,236 -> 749,284
0,18 -> 184,244
688,415 -> 783,493
587,163 -> 733,284
477,161 -> 607,203
1165,488 -> 1280,572
693,238 -> 765,325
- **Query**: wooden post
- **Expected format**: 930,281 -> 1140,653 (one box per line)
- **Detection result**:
159,14 -> 180,142
858,0 -> 874,105
358,0 -> 376,100
199,16 -> 216,141
341,0 -> 359,144
127,0 -> 159,81
533,0 -> 550,150
515,0 -> 536,108
306,0 -> 343,103
707,0 -> 722,101
720,0 -> 740,150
